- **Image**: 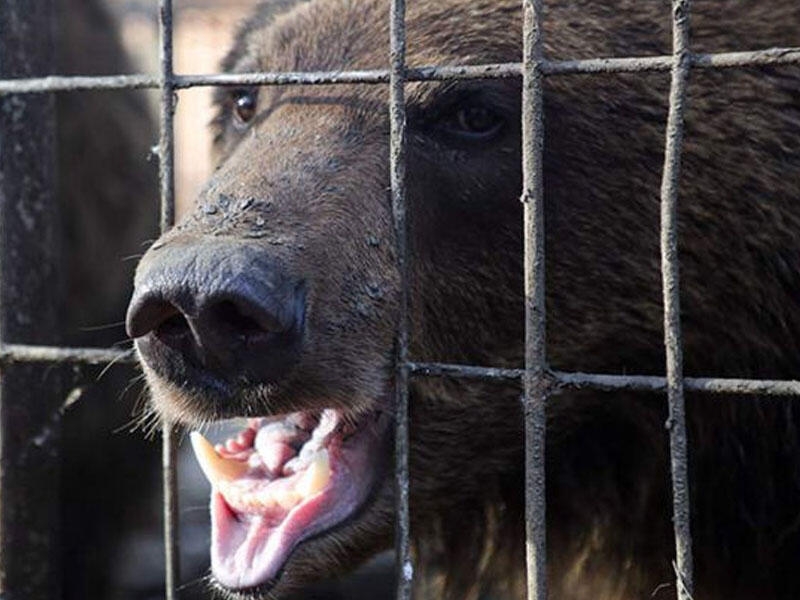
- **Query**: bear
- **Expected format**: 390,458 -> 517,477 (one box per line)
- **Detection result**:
126,0 -> 800,598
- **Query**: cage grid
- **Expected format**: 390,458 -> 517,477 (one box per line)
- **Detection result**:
0,0 -> 799,599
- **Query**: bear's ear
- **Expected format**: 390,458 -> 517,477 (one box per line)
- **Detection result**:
219,0 -> 310,73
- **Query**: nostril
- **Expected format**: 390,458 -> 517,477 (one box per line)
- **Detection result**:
127,296 -> 187,340
156,312 -> 191,339
126,240 -> 305,384
209,301 -> 267,340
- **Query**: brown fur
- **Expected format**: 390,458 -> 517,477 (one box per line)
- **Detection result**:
135,0 -> 800,598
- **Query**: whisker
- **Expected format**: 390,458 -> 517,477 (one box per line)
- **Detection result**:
176,572 -> 214,594
78,321 -> 126,332
96,346 -> 134,382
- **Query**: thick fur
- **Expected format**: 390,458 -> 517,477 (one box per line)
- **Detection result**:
134,0 -> 800,598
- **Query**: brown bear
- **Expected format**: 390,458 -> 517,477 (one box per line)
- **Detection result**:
126,0 -> 800,598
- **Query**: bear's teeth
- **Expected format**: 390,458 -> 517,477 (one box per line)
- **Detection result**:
191,431 -> 249,485
297,450 -> 331,498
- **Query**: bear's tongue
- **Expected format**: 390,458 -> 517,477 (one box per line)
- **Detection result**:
190,409 -> 379,590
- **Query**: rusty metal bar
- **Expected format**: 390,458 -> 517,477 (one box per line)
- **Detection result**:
555,371 -> 800,397
408,362 -> 800,396
0,74 -> 159,94
0,343 -> 798,397
389,0 -> 412,597
0,46 -> 798,95
159,0 -> 176,233
0,0 -> 62,597
544,46 -> 800,75
157,0 -> 180,598
409,362 -> 524,381
521,0 -> 547,599
659,0 -> 694,598
0,344 -> 134,365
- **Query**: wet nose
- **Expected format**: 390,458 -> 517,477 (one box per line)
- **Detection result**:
126,239 -> 304,385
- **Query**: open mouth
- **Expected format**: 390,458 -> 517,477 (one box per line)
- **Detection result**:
190,407 -> 390,591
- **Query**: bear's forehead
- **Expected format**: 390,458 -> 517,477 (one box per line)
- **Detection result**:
236,0 -> 522,75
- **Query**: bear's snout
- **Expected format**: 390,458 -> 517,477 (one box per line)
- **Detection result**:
127,238 -> 305,390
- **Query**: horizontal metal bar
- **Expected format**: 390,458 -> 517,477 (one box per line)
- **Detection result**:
407,361 -> 800,396
0,74 -> 158,94
1,348 -> 798,396
408,361 -> 523,380
0,46 -> 797,94
0,344 -> 134,365
555,371 -> 800,396
692,46 -> 800,68
544,46 -> 800,74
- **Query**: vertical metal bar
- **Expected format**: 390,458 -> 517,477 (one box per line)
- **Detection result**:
0,1 -> 61,597
162,426 -> 180,600
659,0 -> 694,598
159,0 -> 176,233
521,1 -> 547,599
389,0 -> 412,598
158,0 -> 180,598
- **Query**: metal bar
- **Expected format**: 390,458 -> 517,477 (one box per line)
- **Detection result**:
0,345 -> 797,396
659,0 -> 694,598
408,362 -> 523,381
544,46 -> 800,75
0,0 -> 61,596
0,344 -> 134,365
0,74 -> 159,94
408,362 -> 800,396
162,426 -> 180,599
0,46 -> 798,94
555,371 -> 800,397
521,0 -> 548,599
158,1 -> 180,598
159,0 -> 176,234
389,0 -> 412,597
0,336 -> 797,397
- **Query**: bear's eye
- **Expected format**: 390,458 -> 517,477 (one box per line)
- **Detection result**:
231,88 -> 258,126
439,104 -> 504,140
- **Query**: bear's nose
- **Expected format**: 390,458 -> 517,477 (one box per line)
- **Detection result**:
126,239 -> 304,385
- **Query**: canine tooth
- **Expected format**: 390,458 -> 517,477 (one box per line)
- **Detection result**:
190,431 -> 249,485
298,442 -> 317,463
297,450 -> 331,497
312,410 -> 339,442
